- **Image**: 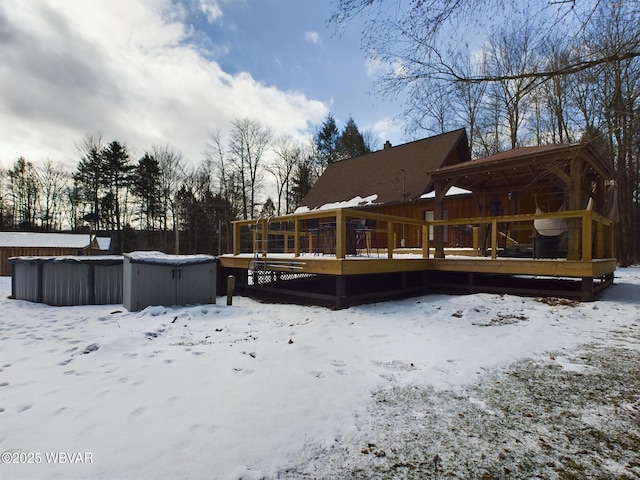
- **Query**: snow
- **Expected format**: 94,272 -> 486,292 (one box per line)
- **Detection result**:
1,267 -> 639,479
0,232 -> 93,249
294,194 -> 379,213
420,186 -> 472,199
9,255 -> 122,264
95,237 -> 111,251
124,251 -> 216,266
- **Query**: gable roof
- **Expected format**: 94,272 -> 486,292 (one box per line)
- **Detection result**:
300,129 -> 470,209
431,142 -> 613,194
0,232 -> 95,249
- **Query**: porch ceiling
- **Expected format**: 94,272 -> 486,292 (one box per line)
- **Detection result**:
431,143 -> 612,195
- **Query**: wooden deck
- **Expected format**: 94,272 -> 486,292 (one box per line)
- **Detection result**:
219,208 -> 617,307
220,252 -> 616,278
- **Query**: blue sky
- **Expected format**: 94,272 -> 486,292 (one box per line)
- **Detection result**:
0,0 -> 405,169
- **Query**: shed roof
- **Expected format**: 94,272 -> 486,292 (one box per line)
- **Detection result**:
300,129 -> 470,209
0,232 -> 94,249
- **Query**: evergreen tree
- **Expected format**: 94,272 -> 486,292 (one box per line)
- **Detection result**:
100,141 -> 134,235
73,134 -> 104,226
260,197 -> 276,217
336,116 -> 371,159
133,153 -> 161,231
290,160 -> 315,207
314,114 -> 340,167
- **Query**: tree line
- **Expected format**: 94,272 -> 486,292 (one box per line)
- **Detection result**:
0,115 -> 372,254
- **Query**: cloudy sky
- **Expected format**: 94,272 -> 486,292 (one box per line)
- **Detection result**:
0,0 -> 405,170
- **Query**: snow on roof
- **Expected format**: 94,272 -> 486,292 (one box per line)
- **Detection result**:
124,251 -> 216,266
294,194 -> 379,214
300,129 -> 470,209
96,237 -> 111,251
8,255 -> 123,265
0,232 -> 93,249
420,186 -> 473,199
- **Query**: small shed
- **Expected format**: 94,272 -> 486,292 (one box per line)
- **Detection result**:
123,251 -> 217,311
9,256 -> 123,306
0,232 -> 101,276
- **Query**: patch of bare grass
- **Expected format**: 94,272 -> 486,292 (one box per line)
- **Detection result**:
280,328 -> 640,479
535,297 -> 581,308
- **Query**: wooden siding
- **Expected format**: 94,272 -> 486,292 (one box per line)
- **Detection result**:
360,189 -> 570,249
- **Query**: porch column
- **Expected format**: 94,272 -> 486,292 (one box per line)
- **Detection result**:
477,192 -> 488,255
294,217 -> 300,257
336,209 -> 346,259
233,222 -> 241,255
567,159 -> 584,260
434,182 -> 445,258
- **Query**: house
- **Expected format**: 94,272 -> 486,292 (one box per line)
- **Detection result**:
0,232 -> 102,276
299,133 -> 616,257
221,129 -> 617,307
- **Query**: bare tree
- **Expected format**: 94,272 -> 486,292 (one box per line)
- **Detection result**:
331,0 -> 640,85
228,118 -> 272,219
0,165 -> 9,229
535,44 -> 578,144
38,160 -> 69,231
205,129 -> 236,208
7,157 -> 39,229
450,51 -> 489,157
586,2 -> 640,266
483,23 -> 543,148
153,144 -> 185,253
268,136 -> 302,215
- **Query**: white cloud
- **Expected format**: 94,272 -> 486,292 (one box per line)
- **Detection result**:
364,57 -> 385,78
198,0 -> 223,22
0,0 -> 327,168
304,31 -> 319,44
364,49 -> 409,81
371,118 -> 404,147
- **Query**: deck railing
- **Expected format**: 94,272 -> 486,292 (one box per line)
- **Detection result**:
426,209 -> 614,261
231,208 -> 614,262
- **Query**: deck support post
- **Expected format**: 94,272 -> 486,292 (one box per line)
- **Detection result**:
581,277 -> 594,301
335,276 -> 346,309
422,270 -> 430,294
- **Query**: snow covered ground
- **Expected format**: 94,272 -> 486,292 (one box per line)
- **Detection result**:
1,268 -> 639,479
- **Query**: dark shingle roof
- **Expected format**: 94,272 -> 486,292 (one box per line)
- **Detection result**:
300,129 -> 470,209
